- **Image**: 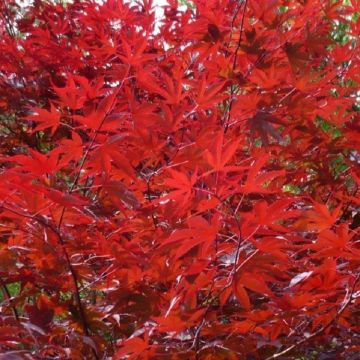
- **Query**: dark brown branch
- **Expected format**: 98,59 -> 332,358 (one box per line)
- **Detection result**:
57,85 -> 123,230
53,79 -> 128,360
266,274 -> 360,360
0,204 -> 92,338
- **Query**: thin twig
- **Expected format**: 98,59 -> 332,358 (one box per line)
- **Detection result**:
223,0 -> 248,132
0,204 -> 92,339
56,77 -> 129,229
266,274 -> 360,359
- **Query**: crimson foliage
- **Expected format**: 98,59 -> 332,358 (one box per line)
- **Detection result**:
0,0 -> 359,359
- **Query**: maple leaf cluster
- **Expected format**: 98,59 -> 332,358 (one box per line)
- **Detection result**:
0,0 -> 359,359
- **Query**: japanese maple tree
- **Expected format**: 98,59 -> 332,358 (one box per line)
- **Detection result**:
0,0 -> 359,359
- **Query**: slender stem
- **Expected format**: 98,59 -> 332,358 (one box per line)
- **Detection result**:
223,0 -> 248,132
266,274 -> 360,359
0,205 -> 91,336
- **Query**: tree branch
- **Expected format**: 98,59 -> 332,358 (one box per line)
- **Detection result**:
266,274 -> 360,360
223,0 -> 248,132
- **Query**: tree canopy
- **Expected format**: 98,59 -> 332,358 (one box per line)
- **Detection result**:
0,0 -> 359,359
